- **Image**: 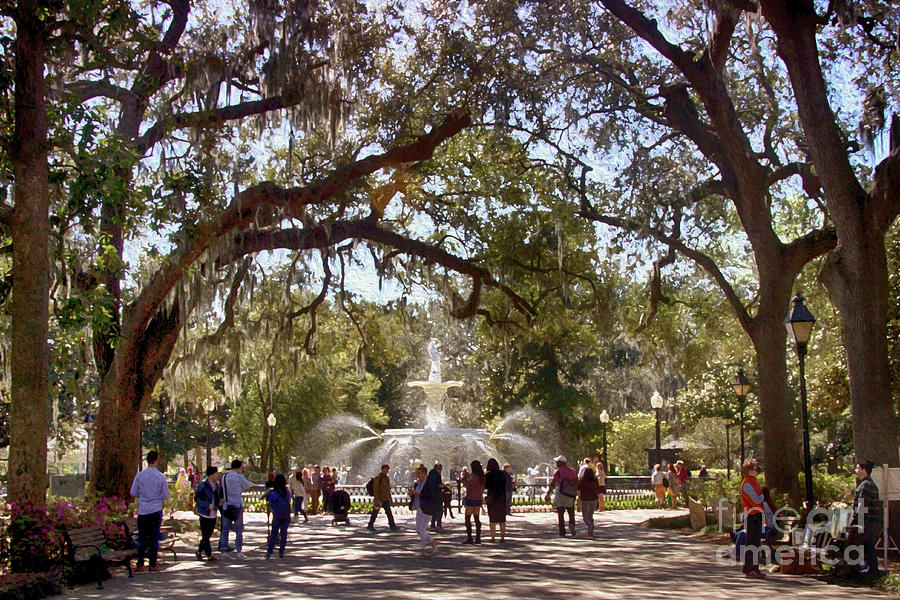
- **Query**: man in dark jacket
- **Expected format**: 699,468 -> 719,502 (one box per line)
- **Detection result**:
850,460 -> 882,576
425,464 -> 444,532
194,466 -> 221,562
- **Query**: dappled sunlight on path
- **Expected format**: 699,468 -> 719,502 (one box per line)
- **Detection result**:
59,510 -> 884,599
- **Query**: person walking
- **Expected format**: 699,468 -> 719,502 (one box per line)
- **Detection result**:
290,469 -> 309,523
545,455 -> 577,537
667,463 -> 681,509
266,474 -> 292,559
484,458 -> 507,542
218,459 -> 252,559
129,450 -> 170,572
740,458 -> 766,579
367,464 -> 399,532
502,464 -> 515,516
308,465 -> 322,515
427,464 -> 445,533
595,460 -> 607,512
410,464 -> 438,555
194,466 -> 221,563
651,464 -> 666,508
461,460 -> 486,544
578,467 -> 600,536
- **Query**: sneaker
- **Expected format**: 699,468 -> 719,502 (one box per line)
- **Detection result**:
428,526 -> 437,532
234,552 -> 246,559
278,553 -> 285,559
366,525 -> 376,531
206,556 -> 218,563
265,554 -> 271,560
389,526 -> 401,532
196,550 -> 204,561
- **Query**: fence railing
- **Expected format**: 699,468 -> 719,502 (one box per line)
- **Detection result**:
239,479 -> 657,512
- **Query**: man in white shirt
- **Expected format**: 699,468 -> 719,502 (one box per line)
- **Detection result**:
218,459 -> 252,558
129,451 -> 170,572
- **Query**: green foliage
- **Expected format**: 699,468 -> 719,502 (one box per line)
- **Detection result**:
608,413 -> 667,475
604,495 -> 658,510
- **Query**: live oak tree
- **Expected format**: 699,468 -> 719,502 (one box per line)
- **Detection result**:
0,0 -> 531,501
415,0 -> 899,495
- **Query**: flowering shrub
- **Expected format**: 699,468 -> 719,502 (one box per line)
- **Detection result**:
0,496 -> 135,573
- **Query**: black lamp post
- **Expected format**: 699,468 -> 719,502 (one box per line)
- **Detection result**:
724,419 -> 732,479
786,293 -> 816,510
732,369 -> 751,466
650,391 -> 664,467
203,398 -> 216,469
599,409 -> 610,472
83,413 -> 95,481
267,412 -> 277,473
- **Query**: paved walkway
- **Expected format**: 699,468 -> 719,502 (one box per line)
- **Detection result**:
59,509 -> 886,599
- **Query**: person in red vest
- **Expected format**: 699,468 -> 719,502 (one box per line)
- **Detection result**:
740,458 -> 766,579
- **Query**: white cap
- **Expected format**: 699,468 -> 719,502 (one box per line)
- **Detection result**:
554,455 -> 567,463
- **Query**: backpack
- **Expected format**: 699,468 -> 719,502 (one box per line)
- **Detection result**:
559,478 -> 578,498
365,477 -> 375,496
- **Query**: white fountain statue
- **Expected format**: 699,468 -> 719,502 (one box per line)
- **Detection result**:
311,342 -> 553,479
407,338 -> 463,430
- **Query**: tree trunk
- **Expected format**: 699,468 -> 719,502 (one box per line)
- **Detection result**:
750,266 -> 802,502
8,3 -> 50,507
761,0 -> 900,470
91,305 -> 181,498
822,243 -> 899,467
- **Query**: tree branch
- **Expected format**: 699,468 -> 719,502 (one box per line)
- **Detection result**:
123,110 -> 471,345
579,209 -> 754,336
871,148 -> 900,231
136,93 -> 310,155
229,221 -> 535,320
194,257 -> 252,347
65,80 -> 140,105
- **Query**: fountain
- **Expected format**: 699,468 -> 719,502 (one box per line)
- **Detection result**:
309,340 -> 554,480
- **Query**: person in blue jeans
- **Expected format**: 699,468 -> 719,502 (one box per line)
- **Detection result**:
218,459 -> 252,558
266,474 -> 292,558
129,450 -> 170,572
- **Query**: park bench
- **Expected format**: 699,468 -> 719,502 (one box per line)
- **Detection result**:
64,523 -> 136,589
777,509 -> 853,574
124,517 -> 178,561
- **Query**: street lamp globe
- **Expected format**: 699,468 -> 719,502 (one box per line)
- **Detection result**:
650,391 -> 664,410
785,293 -> 816,348
599,410 -> 610,424
267,413 -> 277,427
83,413 -> 95,429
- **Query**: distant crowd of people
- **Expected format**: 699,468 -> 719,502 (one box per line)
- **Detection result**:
128,450 -> 612,563
128,449 -> 883,580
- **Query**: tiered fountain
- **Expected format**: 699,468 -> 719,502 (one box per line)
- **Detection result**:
315,339 -> 553,479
